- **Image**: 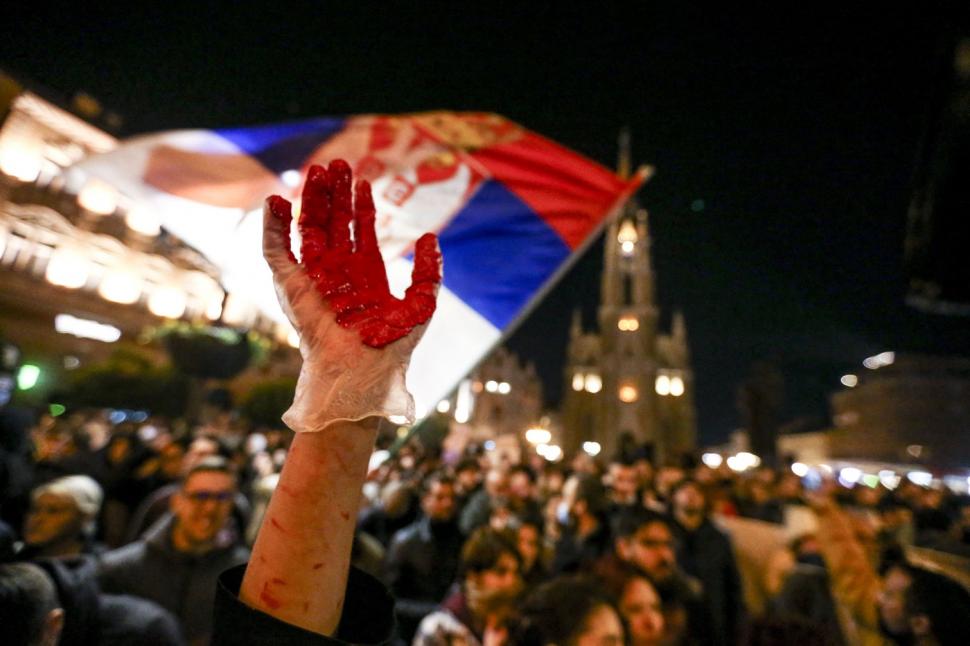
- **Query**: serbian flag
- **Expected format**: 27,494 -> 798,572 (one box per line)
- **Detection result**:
71,112 -> 644,416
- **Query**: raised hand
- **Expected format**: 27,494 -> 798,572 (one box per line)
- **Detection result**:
262,160 -> 442,432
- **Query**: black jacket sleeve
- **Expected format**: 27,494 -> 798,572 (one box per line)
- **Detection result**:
212,564 -> 395,646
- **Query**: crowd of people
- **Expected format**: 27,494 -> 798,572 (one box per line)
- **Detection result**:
3,164 -> 970,645
2,405 -> 970,645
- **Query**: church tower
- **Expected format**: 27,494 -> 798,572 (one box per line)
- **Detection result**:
563,131 -> 696,462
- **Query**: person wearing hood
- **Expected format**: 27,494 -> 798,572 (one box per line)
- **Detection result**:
97,456 -> 248,644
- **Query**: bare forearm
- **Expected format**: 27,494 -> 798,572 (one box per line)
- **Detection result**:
240,418 -> 378,635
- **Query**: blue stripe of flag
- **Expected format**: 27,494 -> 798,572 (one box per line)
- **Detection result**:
437,179 -> 570,329
215,118 -> 347,175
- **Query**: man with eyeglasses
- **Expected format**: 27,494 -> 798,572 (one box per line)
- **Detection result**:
98,456 -> 249,645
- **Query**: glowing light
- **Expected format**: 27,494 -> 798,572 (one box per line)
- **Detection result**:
701,453 -> 723,468
584,374 -> 602,394
46,248 -> 89,289
222,294 -> 254,326
791,462 -> 809,477
396,426 -> 409,438
0,148 -> 41,182
819,464 -> 833,474
619,384 -> 638,403
906,444 -> 923,458
840,467 -> 862,485
485,380 -> 498,393
63,356 -> 80,370
736,452 -> 761,469
49,403 -> 66,417
454,380 -> 472,423
281,169 -> 302,187
484,440 -> 496,451
539,444 -> 563,461
863,351 -> 895,370
617,220 -> 638,245
526,428 -> 552,445
125,206 -> 161,236
498,381 -> 511,394
148,287 -> 186,319
205,294 -> 224,321
583,441 -> 601,456
572,372 -> 585,391
618,316 -> 639,331
78,179 -> 118,215
726,456 -> 743,472
669,376 -> 685,397
862,474 -> 880,488
388,415 -> 409,425
655,375 -> 671,396
841,374 -> 858,387
98,271 -> 141,304
437,399 -> 451,413
16,364 -> 41,390
620,240 -> 635,255
55,314 -> 121,342
907,471 -> 933,487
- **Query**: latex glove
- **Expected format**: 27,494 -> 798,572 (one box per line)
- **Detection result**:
262,160 -> 441,432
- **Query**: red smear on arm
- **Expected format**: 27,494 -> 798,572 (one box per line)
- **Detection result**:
270,517 -> 286,533
259,582 -> 282,610
340,510 -> 350,521
312,562 -> 325,570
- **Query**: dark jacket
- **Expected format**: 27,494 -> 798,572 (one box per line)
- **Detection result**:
552,520 -> 612,574
97,515 -> 249,643
671,518 -> 745,646
212,564 -> 394,645
35,557 -> 186,646
383,516 -> 463,642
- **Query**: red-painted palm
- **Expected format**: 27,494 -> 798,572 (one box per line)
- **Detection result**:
262,159 -> 441,432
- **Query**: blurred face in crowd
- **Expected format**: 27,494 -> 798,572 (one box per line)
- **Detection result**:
879,565 -> 913,636
776,473 -> 802,499
159,442 -> 186,480
517,523 -> 541,571
422,481 -> 456,522
171,470 -> 236,553
620,577 -> 665,646
655,467 -> 685,499
574,603 -> 624,646
485,469 -> 509,499
610,464 -> 639,503
672,482 -> 706,530
617,521 -> 677,584
24,493 -> 85,550
509,471 -> 534,503
456,467 -> 481,495
469,551 -> 521,600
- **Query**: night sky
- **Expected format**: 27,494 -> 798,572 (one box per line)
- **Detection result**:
3,4 -> 968,445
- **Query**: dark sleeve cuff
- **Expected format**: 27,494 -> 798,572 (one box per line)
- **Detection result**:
213,564 -> 395,646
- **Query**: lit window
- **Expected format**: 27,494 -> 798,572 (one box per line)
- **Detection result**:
619,384 -> 638,403
618,316 -> 639,332
485,380 -> 498,393
669,376 -> 685,397
655,375 -> 671,396
572,372 -> 585,391
584,374 -> 602,394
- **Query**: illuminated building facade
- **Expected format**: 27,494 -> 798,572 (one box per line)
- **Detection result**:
0,72 -> 296,401
562,183 -> 697,463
